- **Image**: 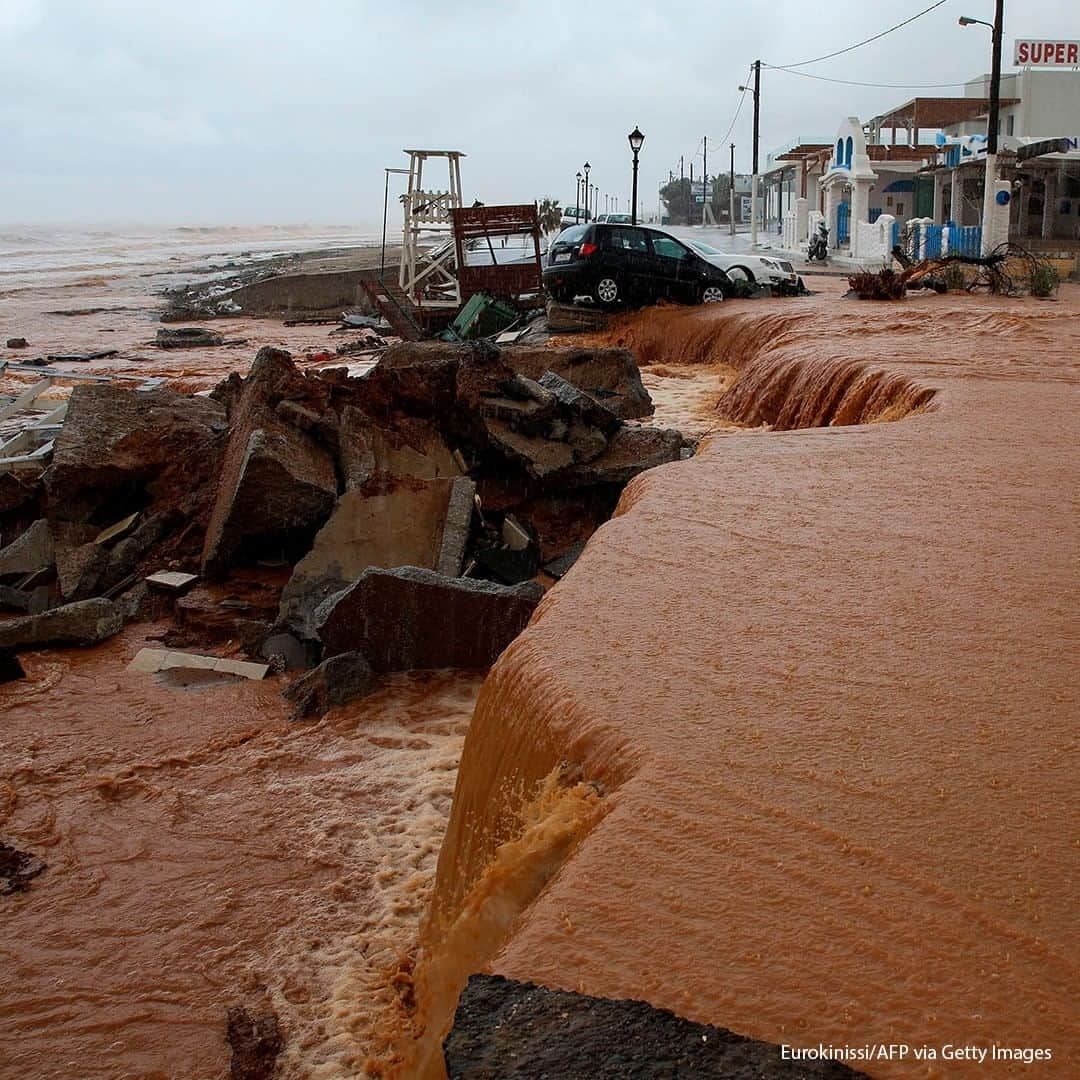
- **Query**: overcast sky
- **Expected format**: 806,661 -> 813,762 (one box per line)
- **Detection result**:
1,0 -> 1077,228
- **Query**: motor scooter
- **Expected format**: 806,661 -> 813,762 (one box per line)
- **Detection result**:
808,225 -> 829,262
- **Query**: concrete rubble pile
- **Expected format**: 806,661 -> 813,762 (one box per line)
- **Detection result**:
0,340 -> 685,703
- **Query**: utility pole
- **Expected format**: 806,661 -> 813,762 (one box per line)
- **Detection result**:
702,136 -> 708,226
689,162 -> 694,227
751,59 -> 760,248
729,142 -> 736,236
981,0 -> 1005,254
679,155 -> 685,224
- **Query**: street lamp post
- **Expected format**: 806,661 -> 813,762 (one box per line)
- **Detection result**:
960,2 -> 1004,254
729,142 -> 736,236
576,171 -> 583,217
583,162 -> 591,221
628,126 -> 645,225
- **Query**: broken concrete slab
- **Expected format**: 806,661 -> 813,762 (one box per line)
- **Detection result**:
338,408 -> 461,490
444,975 -> 865,1079
202,348 -> 337,575
282,651 -> 374,722
155,327 -> 224,349
543,300 -> 610,334
502,514 -> 531,551
56,542 -> 106,602
375,340 -> 653,422
482,419 -> 575,479
128,648 -> 269,681
436,477 -> 476,577
538,370 -> 621,436
45,382 -> 227,524
508,345 -> 653,420
45,384 -> 227,522
0,583 -> 51,615
0,597 -> 123,650
94,512 -> 140,546
146,571 -> 198,593
315,565 -> 543,671
0,520 -> 54,577
277,478 -> 474,639
552,425 -> 683,487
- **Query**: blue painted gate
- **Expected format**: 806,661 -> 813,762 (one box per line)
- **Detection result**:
949,225 -> 982,257
837,202 -> 850,245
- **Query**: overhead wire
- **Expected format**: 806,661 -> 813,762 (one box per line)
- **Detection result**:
769,0 -> 950,69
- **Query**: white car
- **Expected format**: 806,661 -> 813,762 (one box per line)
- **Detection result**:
684,239 -> 801,293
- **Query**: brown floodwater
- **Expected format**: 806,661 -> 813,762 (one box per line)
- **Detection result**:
4,261 -> 1078,1077
410,281 -> 1080,1077
1,625 -> 482,1078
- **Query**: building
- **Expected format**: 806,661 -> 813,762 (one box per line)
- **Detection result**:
772,68 -> 1080,259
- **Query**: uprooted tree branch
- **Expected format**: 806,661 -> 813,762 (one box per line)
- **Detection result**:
849,242 -> 1061,300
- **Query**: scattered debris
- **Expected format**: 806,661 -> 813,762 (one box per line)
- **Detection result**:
282,651 -> 374,721
316,566 -> 543,671
6,338 -> 28,349
128,648 -> 269,681
847,267 -> 907,301
0,843 -> 46,895
145,570 -> 198,594
545,300 -> 609,334
226,1004 -> 284,1080
94,512 -> 140,546
155,327 -> 225,349
0,597 -> 123,651
45,349 -> 119,363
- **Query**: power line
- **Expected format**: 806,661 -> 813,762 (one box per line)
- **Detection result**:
762,66 -> 970,89
770,0 -> 950,69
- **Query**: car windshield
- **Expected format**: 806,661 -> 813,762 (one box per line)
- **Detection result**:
689,240 -> 722,255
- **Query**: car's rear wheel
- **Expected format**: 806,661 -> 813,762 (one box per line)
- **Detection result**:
726,265 -> 755,283
700,285 -> 725,304
593,276 -> 621,307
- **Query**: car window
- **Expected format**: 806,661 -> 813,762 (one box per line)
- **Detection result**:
650,233 -> 689,261
557,224 -> 588,244
607,227 -> 649,253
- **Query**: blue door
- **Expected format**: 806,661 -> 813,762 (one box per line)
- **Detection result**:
837,202 -> 851,245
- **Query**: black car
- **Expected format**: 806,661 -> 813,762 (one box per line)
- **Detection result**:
543,223 -> 731,308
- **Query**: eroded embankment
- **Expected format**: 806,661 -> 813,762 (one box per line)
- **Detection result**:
398,299 -> 957,1074
577,303 -> 936,430
405,288 -> 1079,1076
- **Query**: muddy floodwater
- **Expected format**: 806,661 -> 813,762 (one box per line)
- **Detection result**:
3,233 -> 1077,1079
1,626 -> 481,1078
411,283 -> 1080,1077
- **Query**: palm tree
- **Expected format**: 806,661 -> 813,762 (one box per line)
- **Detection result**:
536,197 -> 562,235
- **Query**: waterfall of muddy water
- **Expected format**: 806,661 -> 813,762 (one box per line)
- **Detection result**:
0,624 -> 483,1078
406,281 -> 1079,1077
